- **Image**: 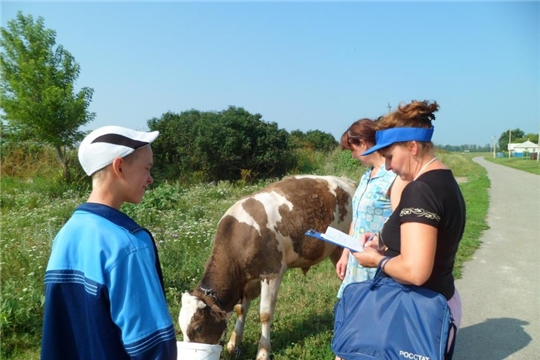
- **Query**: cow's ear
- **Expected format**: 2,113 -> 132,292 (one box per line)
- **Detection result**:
196,300 -> 207,309
210,304 -> 227,321
182,291 -> 207,310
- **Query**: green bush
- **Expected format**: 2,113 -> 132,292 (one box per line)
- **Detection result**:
149,107 -> 298,183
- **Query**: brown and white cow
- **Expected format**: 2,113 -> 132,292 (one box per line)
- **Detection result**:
179,175 -> 356,360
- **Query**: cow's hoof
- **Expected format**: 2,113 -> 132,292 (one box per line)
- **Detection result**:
256,349 -> 271,360
233,347 -> 243,358
226,341 -> 236,353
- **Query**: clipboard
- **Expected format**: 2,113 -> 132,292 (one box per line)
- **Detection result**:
305,227 -> 364,253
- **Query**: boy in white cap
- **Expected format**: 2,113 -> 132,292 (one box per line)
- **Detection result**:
41,126 -> 177,360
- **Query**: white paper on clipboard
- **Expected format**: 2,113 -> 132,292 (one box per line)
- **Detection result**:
305,226 -> 364,252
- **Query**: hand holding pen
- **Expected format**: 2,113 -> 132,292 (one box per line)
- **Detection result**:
361,232 -> 378,249
362,220 -> 388,253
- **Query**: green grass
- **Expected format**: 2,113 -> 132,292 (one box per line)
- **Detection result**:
452,164 -> 489,278
0,151 -> 489,360
484,156 -> 540,175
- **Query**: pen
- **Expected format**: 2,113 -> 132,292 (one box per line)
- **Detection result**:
363,232 -> 378,249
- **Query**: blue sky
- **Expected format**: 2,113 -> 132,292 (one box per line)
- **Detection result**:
2,1 -> 539,146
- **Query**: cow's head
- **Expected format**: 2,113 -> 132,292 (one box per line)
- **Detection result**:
179,292 -> 228,344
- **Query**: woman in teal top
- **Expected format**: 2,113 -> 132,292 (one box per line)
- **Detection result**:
335,119 -> 407,299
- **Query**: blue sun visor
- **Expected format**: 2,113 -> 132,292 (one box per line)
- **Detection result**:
362,126 -> 434,155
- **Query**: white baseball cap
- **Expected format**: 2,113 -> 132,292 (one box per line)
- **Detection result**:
78,125 -> 159,176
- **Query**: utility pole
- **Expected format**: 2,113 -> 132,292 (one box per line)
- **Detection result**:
508,130 -> 512,158
387,103 -> 391,113
536,127 -> 540,162
492,136 -> 496,158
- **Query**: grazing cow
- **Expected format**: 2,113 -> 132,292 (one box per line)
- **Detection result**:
179,175 -> 356,360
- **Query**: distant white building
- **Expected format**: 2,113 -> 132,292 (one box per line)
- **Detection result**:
508,140 -> 540,154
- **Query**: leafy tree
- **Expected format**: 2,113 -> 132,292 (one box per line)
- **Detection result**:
435,144 -> 491,152
246,116 -> 294,179
516,132 -> 539,144
147,110 -> 202,181
0,12 -> 94,181
498,128 -> 525,152
289,129 -> 306,149
289,129 -> 338,152
305,130 -> 338,152
148,106 -> 296,183
192,106 -> 295,181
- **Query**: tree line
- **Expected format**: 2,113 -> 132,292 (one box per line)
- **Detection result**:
2,12 -> 537,184
147,107 -> 337,182
436,128 -> 540,154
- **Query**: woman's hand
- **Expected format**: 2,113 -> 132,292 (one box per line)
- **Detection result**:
352,246 -> 384,269
361,232 -> 379,250
336,248 -> 350,280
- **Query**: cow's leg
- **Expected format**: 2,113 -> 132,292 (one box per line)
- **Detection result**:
227,279 -> 260,354
256,270 -> 285,360
226,297 -> 252,353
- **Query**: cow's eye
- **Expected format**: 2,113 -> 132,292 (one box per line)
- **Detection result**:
194,325 -> 202,334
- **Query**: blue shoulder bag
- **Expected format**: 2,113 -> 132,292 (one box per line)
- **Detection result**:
332,257 -> 456,360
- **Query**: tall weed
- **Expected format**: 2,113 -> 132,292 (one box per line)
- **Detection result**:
1,142 -> 88,187
436,150 -> 478,178
1,143 -> 59,179
1,189 -> 84,357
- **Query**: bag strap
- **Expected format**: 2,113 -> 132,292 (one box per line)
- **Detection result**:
375,256 -> 391,276
371,256 -> 392,287
379,256 -> 391,270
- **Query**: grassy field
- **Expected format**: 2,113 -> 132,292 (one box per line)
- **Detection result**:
484,155 -> 540,175
0,150 -> 489,360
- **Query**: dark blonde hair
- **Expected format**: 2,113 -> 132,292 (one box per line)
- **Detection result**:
376,100 -> 439,152
340,118 -> 377,151
377,100 -> 438,130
